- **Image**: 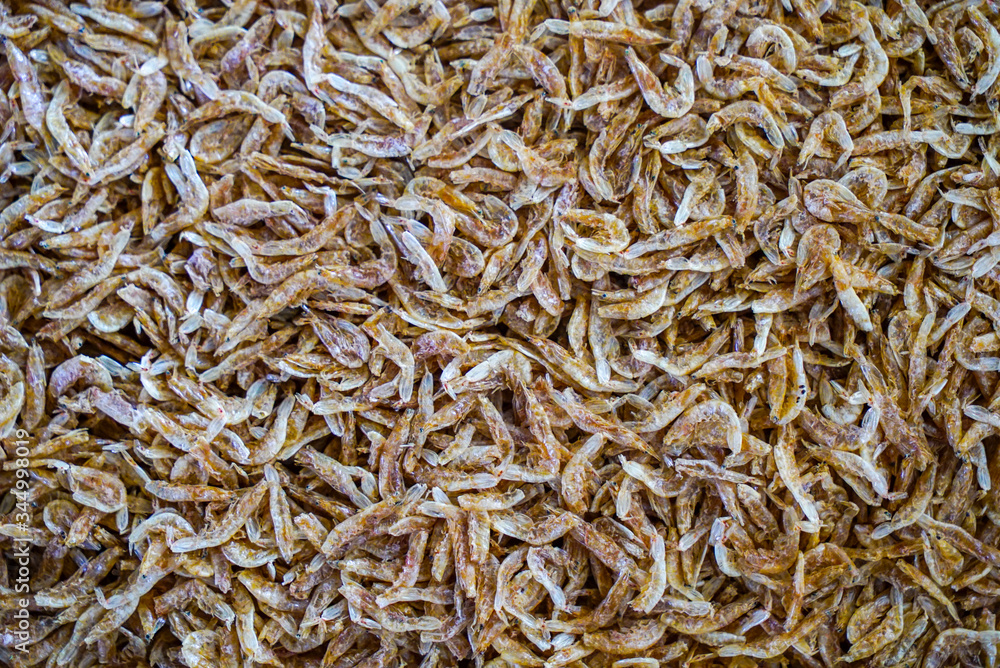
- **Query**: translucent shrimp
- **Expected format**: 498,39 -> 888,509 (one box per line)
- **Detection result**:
183,90 -> 287,128
60,58 -> 126,100
898,76 -> 962,132
714,54 -> 797,93
71,4 -> 158,44
514,45 -> 567,101
170,480 -> 269,552
798,111 -> 853,169
851,129 -> 945,156
871,460 -> 936,538
774,426 -> 821,532
372,323 -> 416,402
706,101 -> 784,149
164,19 -> 219,99
4,39 -> 46,135
746,24 -> 798,72
561,434 -> 605,514
542,18 -> 667,44
841,588 -> 903,662
830,23 -> 888,107
718,611 -> 826,658
804,179 -> 939,244
583,618 -> 668,654
631,534 -> 666,614
923,629 -> 1000,668
663,399 -> 744,454
673,168 -> 721,228
560,209 -> 631,254
625,50 -> 694,119
498,131 -> 576,187
551,388 -> 656,457
696,55 -> 763,100
797,49 -> 862,87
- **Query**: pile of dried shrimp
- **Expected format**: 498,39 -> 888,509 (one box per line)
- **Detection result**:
2,0 -> 1000,665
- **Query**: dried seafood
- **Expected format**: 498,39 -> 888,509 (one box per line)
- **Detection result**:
1,0 -> 1000,666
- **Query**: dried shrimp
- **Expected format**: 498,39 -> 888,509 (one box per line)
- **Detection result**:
0,0 -> 1000,666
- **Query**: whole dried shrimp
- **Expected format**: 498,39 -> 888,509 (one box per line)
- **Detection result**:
0,0 -> 999,666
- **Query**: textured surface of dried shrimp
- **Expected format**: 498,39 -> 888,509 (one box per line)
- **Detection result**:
2,0 -> 1000,666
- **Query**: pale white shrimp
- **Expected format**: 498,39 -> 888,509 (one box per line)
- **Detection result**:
632,534 -> 666,614
746,24 -> 798,72
696,55 -> 762,100
4,39 -> 46,135
830,23 -> 888,107
954,119 -> 998,135
325,73 -> 415,132
706,101 -> 784,149
625,49 -> 694,119
399,230 -> 448,292
774,426 -> 820,532
373,323 -> 415,402
673,169 -> 721,228
899,0 -> 933,44
527,546 -> 569,610
715,54 -> 797,93
46,81 -> 93,176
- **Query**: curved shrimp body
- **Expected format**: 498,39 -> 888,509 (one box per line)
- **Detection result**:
797,50 -> 862,87
514,45 -> 567,101
625,49 -> 694,119
715,54 -> 797,93
898,75 -> 962,131
746,24 -> 798,72
966,8 -> 1000,96
696,55 -> 763,100
830,24 -> 889,107
931,0 -> 976,90
4,38 -> 47,135
798,111 -> 854,168
46,81 -> 94,176
543,18 -> 667,44
706,101 -> 784,149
